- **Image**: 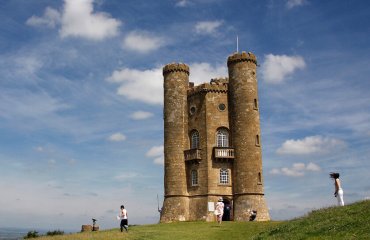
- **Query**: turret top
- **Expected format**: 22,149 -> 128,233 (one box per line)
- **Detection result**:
227,51 -> 257,67
163,63 -> 189,76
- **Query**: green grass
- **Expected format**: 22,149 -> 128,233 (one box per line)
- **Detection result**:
38,200 -> 370,240
255,200 -> 370,240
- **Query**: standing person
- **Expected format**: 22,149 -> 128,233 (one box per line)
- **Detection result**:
214,197 -> 224,224
119,205 -> 128,232
330,172 -> 344,206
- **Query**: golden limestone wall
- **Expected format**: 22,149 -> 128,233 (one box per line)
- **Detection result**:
227,52 -> 270,221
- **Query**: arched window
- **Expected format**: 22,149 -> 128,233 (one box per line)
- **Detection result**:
191,170 -> 198,186
191,130 -> 200,149
219,169 -> 229,184
216,128 -> 229,147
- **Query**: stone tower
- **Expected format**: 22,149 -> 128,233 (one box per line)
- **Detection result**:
160,51 -> 270,223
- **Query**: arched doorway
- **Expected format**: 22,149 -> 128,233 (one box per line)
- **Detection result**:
222,197 -> 232,221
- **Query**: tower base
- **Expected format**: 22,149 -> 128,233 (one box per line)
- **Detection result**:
160,196 -> 189,223
233,194 -> 270,221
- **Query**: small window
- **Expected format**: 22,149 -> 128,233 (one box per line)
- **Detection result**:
218,103 -> 226,111
190,106 -> 196,115
191,170 -> 198,186
258,172 -> 262,184
216,128 -> 229,147
256,135 -> 260,146
254,99 -> 258,110
220,169 -> 229,184
191,130 -> 200,149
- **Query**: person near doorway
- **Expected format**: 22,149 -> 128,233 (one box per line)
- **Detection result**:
330,172 -> 344,206
119,205 -> 128,232
214,197 -> 224,224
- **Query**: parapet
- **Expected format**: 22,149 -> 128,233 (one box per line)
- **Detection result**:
227,51 -> 257,67
163,63 -> 190,76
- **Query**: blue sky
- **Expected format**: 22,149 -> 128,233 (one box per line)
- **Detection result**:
0,0 -> 370,231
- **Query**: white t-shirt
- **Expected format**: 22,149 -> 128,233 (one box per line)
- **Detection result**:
120,209 -> 128,219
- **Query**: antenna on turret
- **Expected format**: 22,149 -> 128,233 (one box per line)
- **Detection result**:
236,35 -> 239,52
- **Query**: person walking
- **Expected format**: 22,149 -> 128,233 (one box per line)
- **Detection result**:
330,172 -> 344,206
119,205 -> 128,232
214,197 -> 224,224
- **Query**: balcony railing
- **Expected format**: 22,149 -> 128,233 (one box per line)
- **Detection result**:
184,149 -> 202,162
214,147 -> 234,159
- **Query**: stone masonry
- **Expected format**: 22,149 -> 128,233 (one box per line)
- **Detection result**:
160,51 -> 270,223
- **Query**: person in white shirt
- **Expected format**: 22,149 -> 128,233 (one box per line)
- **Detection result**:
330,172 -> 344,206
119,205 -> 128,232
214,197 -> 224,224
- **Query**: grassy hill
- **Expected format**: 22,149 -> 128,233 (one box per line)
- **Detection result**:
37,200 -> 369,240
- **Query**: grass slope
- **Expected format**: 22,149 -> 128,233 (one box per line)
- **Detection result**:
38,200 -> 369,240
255,200 -> 370,240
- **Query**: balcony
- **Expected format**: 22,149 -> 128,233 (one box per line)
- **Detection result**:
184,149 -> 202,163
214,147 -> 234,160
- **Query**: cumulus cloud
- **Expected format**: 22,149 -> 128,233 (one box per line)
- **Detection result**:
60,0 -> 121,40
108,132 -> 126,142
26,7 -> 61,28
261,54 -> 306,84
106,62 -> 226,105
277,135 -> 346,155
270,162 -> 321,177
286,0 -> 307,9
106,67 -> 163,105
122,31 -> 165,53
195,20 -> 223,35
146,146 -> 164,165
130,111 -> 153,120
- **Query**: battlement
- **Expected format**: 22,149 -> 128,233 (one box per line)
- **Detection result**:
163,63 -> 190,76
227,51 -> 257,67
188,79 -> 228,97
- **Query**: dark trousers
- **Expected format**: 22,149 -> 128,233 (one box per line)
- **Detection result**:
120,219 -> 128,232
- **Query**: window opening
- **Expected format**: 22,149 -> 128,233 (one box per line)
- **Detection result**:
191,170 -> 198,186
191,130 -> 200,149
216,129 -> 229,147
220,169 -> 229,184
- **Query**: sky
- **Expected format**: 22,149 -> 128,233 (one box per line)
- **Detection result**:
0,0 -> 370,232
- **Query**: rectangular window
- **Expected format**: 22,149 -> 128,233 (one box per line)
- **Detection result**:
191,170 -> 198,186
220,169 -> 229,184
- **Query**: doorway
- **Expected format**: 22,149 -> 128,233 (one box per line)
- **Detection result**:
222,198 -> 232,221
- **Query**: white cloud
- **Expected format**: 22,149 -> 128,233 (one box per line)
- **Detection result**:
261,54 -> 306,84
277,135 -> 346,155
176,0 -> 189,7
146,145 -> 164,157
106,62 -> 226,105
130,111 -> 154,120
122,31 -> 165,53
195,20 -> 223,35
146,146 -> 164,165
153,157 -> 164,165
108,132 -> 126,142
270,162 -> 321,177
106,67 -> 163,105
286,0 -> 307,9
26,7 -> 61,28
306,162 -> 321,171
60,0 -> 121,40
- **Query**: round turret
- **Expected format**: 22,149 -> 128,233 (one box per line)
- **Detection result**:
227,51 -> 270,221
161,62 -> 190,222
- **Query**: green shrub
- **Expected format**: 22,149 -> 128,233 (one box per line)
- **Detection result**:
46,230 -> 64,236
24,230 -> 39,239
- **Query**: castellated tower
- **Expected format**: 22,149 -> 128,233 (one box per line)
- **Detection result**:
161,51 -> 270,223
